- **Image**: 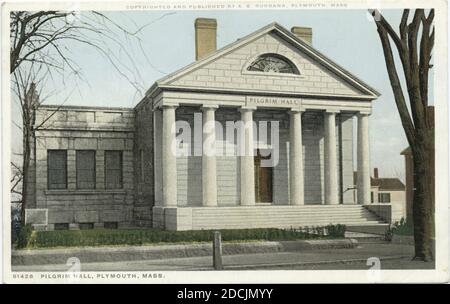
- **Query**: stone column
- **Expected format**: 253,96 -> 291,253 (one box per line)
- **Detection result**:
162,105 -> 177,207
324,111 -> 339,205
289,109 -> 304,205
202,106 -> 218,207
357,113 -> 370,204
239,107 -> 256,206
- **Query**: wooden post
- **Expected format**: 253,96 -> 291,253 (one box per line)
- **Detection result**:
213,231 -> 223,270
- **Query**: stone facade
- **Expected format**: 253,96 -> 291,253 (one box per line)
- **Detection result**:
31,105 -> 136,229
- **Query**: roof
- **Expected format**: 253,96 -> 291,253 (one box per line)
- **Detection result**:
38,104 -> 134,112
143,22 -> 380,102
371,178 -> 405,191
353,172 -> 405,191
400,147 -> 411,155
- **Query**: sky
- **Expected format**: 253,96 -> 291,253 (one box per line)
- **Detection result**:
12,9 -> 431,182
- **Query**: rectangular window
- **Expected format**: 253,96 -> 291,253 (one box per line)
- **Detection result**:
378,193 -> 391,203
47,150 -> 67,190
76,150 -> 96,189
105,151 -> 123,189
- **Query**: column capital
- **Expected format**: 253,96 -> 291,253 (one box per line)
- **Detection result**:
290,107 -> 305,114
161,103 -> 178,109
324,109 -> 340,114
239,106 -> 257,113
357,111 -> 371,117
202,104 -> 219,111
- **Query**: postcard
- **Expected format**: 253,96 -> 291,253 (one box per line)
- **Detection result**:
1,0 -> 448,284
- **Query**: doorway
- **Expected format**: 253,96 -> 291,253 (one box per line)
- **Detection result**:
254,149 -> 273,203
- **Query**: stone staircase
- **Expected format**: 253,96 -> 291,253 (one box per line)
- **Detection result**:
189,205 -> 389,232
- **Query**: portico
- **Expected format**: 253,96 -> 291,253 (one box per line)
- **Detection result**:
149,91 -> 372,230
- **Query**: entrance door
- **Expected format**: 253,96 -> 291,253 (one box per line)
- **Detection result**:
254,149 -> 273,203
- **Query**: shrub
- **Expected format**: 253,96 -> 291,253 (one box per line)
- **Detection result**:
19,224 -> 348,249
325,224 -> 346,238
384,217 -> 413,241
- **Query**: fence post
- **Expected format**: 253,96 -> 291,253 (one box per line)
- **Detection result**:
213,230 -> 223,270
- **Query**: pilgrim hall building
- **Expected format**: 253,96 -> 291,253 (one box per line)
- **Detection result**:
25,18 -> 391,231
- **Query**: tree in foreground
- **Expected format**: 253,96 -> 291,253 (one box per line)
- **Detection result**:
370,9 -> 435,261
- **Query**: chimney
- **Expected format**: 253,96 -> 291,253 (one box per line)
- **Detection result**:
374,168 -> 379,179
195,18 -> 217,60
291,26 -> 312,45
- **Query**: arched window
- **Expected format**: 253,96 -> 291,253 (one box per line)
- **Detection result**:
247,53 -> 299,75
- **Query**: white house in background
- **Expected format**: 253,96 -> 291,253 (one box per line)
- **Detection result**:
353,168 -> 406,223
370,168 -> 406,222
25,18 -> 390,231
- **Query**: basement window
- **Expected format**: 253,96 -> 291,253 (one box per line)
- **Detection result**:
79,222 -> 94,230
104,222 -> 118,229
54,223 -> 69,230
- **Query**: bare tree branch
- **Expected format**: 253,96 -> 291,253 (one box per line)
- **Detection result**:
419,9 -> 435,111
374,20 -> 416,146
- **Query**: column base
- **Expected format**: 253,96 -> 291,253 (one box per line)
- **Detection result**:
152,206 -> 193,231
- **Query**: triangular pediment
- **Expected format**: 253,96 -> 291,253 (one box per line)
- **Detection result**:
151,23 -> 379,99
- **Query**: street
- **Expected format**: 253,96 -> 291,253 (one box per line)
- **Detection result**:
12,243 -> 434,272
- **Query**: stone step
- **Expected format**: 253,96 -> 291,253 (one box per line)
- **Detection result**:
191,222 -> 388,230
192,219 -> 384,226
191,205 -> 369,210
167,205 -> 388,231
192,211 -> 377,217
193,222 -> 384,227
192,207 -> 373,214
192,212 -> 381,218
194,214 -> 381,221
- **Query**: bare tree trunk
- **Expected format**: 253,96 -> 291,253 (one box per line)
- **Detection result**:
411,130 -> 434,261
20,124 -> 31,226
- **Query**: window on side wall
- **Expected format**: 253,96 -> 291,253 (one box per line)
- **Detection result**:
47,150 -> 67,190
76,150 -> 96,189
105,151 -> 123,189
378,193 -> 391,203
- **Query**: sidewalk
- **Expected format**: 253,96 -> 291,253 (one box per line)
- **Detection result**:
12,243 -> 434,271
12,238 -> 358,266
